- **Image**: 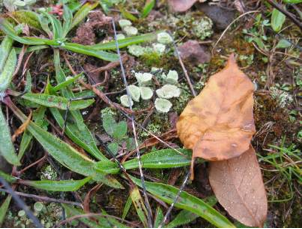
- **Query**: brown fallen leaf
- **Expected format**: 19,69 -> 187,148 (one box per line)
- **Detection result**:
168,0 -> 198,12
209,146 -> 267,227
12,111 -> 32,142
177,54 -> 255,164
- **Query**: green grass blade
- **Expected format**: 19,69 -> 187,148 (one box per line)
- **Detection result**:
63,204 -> 129,228
271,8 -> 286,32
0,49 -> 16,92
94,149 -> 193,174
70,2 -> 99,31
165,210 -> 198,228
89,33 -> 158,50
18,106 -> 47,159
21,177 -> 91,192
154,207 -> 164,228
50,107 -> 107,161
0,19 -> 56,45
62,5 -> 73,38
0,36 -> 13,71
63,43 -> 118,61
130,186 -> 148,227
52,72 -> 82,92
53,49 -> 108,161
131,176 -> 235,228
118,6 -> 138,21
0,196 -> 12,227
12,10 -> 42,30
141,0 -> 155,18
41,12 -> 63,39
21,93 -> 94,110
0,107 -> 20,166
124,148 -> 192,169
0,171 -> 17,183
122,196 -> 132,219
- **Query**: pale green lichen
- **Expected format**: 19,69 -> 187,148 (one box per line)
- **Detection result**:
140,87 -> 153,100
152,43 -> 166,55
116,33 -> 126,40
270,87 -> 293,108
156,84 -> 181,99
128,84 -> 141,102
155,98 -> 172,113
40,165 -> 57,180
128,45 -> 153,57
163,70 -> 178,84
157,32 -> 173,44
123,26 -> 138,36
120,94 -> 134,107
118,19 -> 132,28
135,72 -> 153,86
192,16 -> 213,40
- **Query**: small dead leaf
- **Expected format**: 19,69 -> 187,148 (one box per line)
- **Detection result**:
209,146 -> 267,227
177,54 -> 255,164
168,0 -> 198,12
12,111 -> 32,142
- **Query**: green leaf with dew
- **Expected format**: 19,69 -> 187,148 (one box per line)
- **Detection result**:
21,177 -> 91,192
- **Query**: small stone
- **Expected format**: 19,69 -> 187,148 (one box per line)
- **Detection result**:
197,3 -> 236,30
178,40 -> 211,65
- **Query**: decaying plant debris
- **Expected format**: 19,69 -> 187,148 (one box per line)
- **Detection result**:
0,0 -> 301,228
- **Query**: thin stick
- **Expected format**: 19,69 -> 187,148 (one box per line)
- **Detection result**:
172,43 -> 197,96
212,10 -> 260,54
0,188 -> 82,207
111,18 -> 153,228
0,177 -> 43,228
55,213 -> 138,228
158,171 -> 191,228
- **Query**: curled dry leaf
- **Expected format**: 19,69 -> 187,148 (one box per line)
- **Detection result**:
12,111 -> 32,142
177,55 -> 255,164
209,146 -> 267,227
168,0 -> 198,12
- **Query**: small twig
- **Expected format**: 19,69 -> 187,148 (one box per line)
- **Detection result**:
158,171 -> 191,228
266,0 -> 302,30
212,10 -> 260,54
90,54 -> 129,73
0,188 -> 82,207
18,153 -> 48,175
13,45 -> 27,77
55,213 -> 138,228
171,35 -> 196,97
0,177 -> 43,228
